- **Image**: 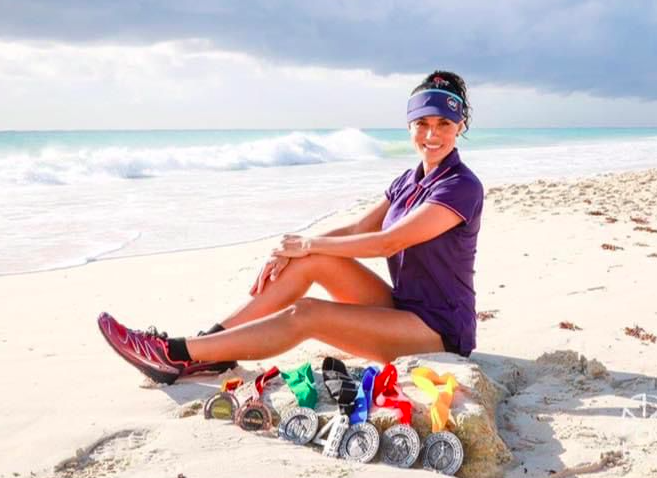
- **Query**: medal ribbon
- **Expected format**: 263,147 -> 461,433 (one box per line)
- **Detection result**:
322,357 -> 358,415
254,366 -> 280,397
410,367 -> 458,432
372,363 -> 413,425
221,377 -> 243,392
349,366 -> 379,424
280,362 -> 318,409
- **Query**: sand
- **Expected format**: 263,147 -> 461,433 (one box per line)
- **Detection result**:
1,169 -> 656,478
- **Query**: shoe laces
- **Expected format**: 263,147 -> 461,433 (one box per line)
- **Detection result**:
144,325 -> 169,341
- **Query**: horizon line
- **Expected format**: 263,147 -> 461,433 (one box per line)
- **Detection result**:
2,125 -> 657,133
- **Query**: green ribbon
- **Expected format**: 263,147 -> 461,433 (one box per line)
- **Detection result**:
280,362 -> 318,409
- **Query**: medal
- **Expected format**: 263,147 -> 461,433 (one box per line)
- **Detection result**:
235,399 -> 273,431
278,406 -> 319,445
316,357 -> 359,458
204,377 -> 243,421
278,363 -> 320,445
312,412 -> 350,458
422,431 -> 464,475
336,365 -> 381,463
204,393 -> 240,420
279,362 -> 318,409
410,367 -> 458,433
380,424 -> 421,468
235,366 -> 279,432
233,381 -> 259,407
372,363 -> 420,468
349,366 -> 379,425
372,364 -> 413,424
338,422 -> 380,463
411,367 -> 464,475
321,357 -> 358,415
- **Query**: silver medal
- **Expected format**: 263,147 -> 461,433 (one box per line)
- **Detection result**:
278,407 -> 319,445
380,424 -> 421,468
422,431 -> 464,475
338,422 -> 380,463
312,413 -> 350,458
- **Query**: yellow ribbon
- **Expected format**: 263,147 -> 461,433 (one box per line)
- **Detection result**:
411,367 -> 458,432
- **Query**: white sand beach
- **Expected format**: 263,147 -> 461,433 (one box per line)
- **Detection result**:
1,169 -> 657,478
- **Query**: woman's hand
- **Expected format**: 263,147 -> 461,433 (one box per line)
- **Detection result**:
249,255 -> 291,295
272,234 -> 312,258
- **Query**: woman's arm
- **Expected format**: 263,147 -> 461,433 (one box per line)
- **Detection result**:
251,198 -> 391,295
274,202 -> 463,259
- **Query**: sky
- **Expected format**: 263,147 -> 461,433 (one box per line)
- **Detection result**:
1,0 -> 656,130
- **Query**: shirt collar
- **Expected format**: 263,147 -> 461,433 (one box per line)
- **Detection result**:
413,148 -> 461,187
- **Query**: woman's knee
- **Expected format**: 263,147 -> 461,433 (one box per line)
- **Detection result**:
288,254 -> 340,279
282,297 -> 323,332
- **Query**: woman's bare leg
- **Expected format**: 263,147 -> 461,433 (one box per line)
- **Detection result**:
220,254 -> 394,328
188,298 -> 446,364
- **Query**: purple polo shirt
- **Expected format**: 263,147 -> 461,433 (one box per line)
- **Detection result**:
382,148 -> 483,356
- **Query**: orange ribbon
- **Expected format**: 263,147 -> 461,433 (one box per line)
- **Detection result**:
410,367 -> 458,432
221,377 -> 243,392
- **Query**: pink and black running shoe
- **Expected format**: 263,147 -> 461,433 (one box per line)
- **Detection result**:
97,312 -> 236,385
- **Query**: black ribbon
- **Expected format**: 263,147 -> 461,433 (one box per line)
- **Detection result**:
322,357 -> 358,415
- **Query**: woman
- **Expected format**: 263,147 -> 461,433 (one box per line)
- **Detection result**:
98,70 -> 484,385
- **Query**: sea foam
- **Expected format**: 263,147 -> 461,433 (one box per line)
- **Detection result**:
0,128 -> 383,186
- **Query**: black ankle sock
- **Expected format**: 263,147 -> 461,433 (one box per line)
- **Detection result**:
168,337 -> 191,362
199,323 -> 226,336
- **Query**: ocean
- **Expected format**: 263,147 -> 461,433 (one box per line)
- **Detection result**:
2,127 -> 657,275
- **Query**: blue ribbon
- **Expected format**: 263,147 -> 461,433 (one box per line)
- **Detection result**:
349,366 -> 380,424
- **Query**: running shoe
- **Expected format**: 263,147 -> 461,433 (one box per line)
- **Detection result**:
97,313 -> 237,385
98,312 -> 185,384
180,359 -> 237,377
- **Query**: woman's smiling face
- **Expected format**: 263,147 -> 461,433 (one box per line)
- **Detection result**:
409,115 -> 463,163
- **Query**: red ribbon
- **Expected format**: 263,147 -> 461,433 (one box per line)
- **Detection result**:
254,366 -> 280,396
372,363 -> 412,425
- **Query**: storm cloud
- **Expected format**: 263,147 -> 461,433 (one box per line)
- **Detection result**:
1,0 -> 656,99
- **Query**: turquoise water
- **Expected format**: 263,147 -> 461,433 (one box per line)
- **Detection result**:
1,127 -> 656,275
0,129 -> 289,154
374,127 -> 657,147
2,127 -> 657,156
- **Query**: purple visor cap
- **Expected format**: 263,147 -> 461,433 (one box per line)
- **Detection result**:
407,89 -> 463,124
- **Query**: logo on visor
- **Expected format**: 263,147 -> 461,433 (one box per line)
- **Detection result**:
446,97 -> 459,112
